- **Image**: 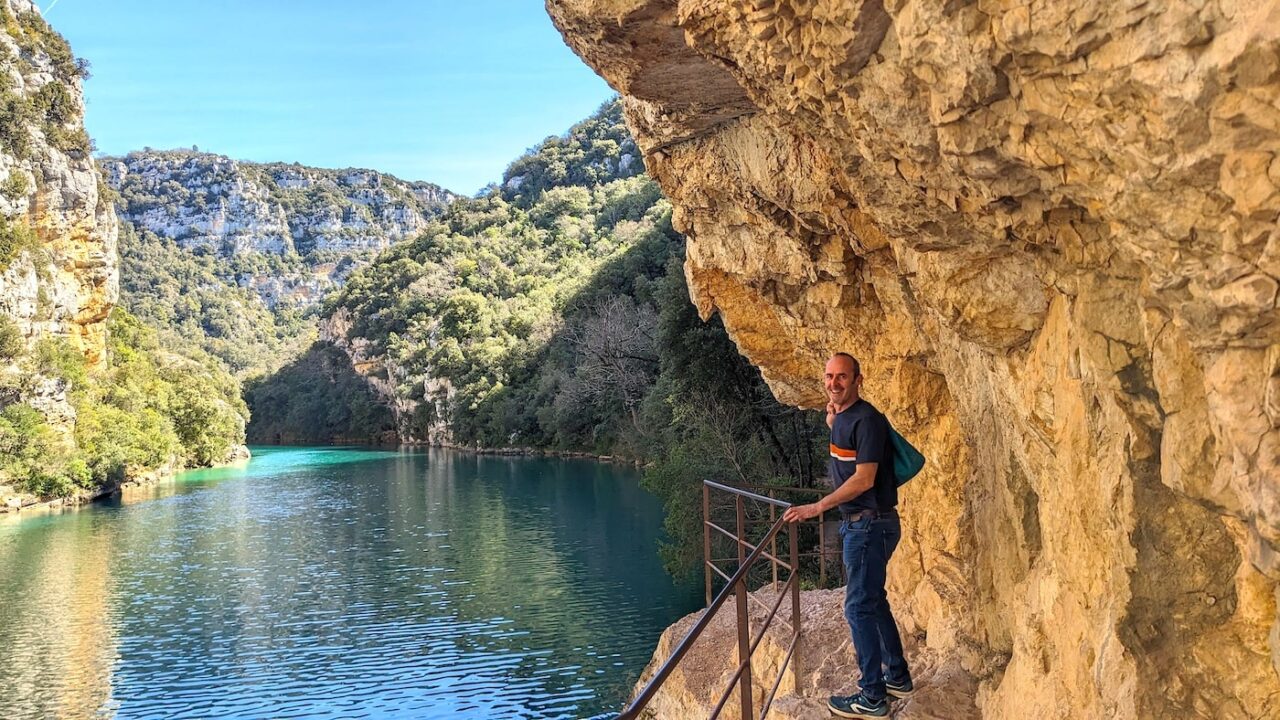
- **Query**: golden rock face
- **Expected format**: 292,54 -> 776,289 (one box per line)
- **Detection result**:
548,0 -> 1280,716
0,0 -> 118,371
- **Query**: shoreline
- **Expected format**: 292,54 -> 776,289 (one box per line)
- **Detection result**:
0,444 -> 251,517
2,441 -> 645,521
253,437 -> 649,467
435,442 -> 646,467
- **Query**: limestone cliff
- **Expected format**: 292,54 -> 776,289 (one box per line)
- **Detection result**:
0,3 -> 251,510
106,150 -> 455,309
318,306 -> 452,445
549,1 -> 1280,717
0,0 -> 117,506
0,0 -> 116,369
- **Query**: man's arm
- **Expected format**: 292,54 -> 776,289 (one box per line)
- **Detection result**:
782,462 -> 877,522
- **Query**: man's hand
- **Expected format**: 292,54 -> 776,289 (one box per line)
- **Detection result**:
783,502 -> 823,523
826,401 -> 837,428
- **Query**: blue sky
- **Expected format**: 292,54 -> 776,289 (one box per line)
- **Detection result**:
46,1 -> 617,195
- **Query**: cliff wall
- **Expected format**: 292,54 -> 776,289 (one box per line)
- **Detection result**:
318,306 -> 452,445
0,0 -> 116,369
0,2 -> 250,510
106,151 -> 455,309
549,1 -> 1280,717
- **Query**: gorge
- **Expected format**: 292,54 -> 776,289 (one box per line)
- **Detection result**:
1,0 -> 1277,718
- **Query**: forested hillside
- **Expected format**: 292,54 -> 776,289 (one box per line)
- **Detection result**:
250,101 -> 826,574
0,3 -> 247,505
107,151 -> 456,375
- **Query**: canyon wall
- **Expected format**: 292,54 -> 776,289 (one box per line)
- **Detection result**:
0,0 -> 116,369
319,306 -> 452,445
107,151 -> 455,309
548,1 -> 1280,717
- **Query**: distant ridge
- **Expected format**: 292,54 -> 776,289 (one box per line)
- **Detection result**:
104,149 -> 458,308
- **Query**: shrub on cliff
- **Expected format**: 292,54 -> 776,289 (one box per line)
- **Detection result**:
0,315 -> 22,360
0,215 -> 38,271
0,403 -> 89,497
0,308 -> 248,496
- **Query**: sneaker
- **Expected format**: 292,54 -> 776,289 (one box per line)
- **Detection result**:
828,692 -> 889,718
886,677 -> 916,699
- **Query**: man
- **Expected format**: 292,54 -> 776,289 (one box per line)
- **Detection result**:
782,353 -> 913,719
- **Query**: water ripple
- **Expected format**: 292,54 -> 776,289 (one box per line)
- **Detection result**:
0,447 -> 700,719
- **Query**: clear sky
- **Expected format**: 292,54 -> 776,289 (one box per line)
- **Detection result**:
45,0 -> 617,195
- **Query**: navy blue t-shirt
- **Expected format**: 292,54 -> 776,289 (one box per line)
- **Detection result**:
828,399 -> 897,513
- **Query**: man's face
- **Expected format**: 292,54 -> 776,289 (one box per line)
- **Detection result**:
824,356 -> 859,408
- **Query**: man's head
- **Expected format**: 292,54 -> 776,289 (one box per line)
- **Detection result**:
824,352 -> 862,410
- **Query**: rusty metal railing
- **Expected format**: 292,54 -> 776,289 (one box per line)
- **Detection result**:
618,480 -> 803,720
734,484 -> 844,592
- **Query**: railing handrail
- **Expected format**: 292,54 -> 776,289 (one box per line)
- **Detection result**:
702,479 -> 792,507
618,482 -> 803,720
736,483 -> 826,497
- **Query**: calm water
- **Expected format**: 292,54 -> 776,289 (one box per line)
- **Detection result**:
0,447 -> 700,720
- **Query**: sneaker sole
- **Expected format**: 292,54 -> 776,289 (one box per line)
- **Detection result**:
827,701 -> 889,719
887,686 -> 916,699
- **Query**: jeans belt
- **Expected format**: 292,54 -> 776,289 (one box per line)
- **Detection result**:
842,508 -> 897,522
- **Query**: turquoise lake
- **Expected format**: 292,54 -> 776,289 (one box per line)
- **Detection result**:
0,447 -> 701,719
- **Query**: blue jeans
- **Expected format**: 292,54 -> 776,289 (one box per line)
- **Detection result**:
841,514 -> 910,701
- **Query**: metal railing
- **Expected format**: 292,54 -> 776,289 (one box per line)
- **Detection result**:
618,481 -> 804,720
730,484 -> 845,592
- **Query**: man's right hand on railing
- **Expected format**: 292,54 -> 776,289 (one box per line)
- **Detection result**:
782,502 -> 821,523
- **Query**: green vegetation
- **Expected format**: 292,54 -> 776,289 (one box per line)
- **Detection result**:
250,100 -> 825,576
0,309 -> 248,498
43,123 -> 90,156
0,90 -> 34,160
0,403 -> 89,498
32,79 -> 93,156
31,81 -> 74,126
117,223 -> 315,375
1,169 -> 29,200
0,7 -> 92,160
300,101 -> 655,448
243,343 -> 395,444
4,8 -> 89,83
0,315 -> 22,360
0,214 -> 38,271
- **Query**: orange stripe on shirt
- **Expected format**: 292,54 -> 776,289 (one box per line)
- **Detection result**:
829,443 -> 857,461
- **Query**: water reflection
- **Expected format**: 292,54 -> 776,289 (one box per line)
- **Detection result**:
0,512 -> 118,719
0,447 -> 699,719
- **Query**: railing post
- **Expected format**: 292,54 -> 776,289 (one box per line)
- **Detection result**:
769,490 -> 778,591
819,515 -> 826,589
704,482 -> 713,606
736,577 -> 754,720
790,519 -> 802,689
735,494 -> 746,568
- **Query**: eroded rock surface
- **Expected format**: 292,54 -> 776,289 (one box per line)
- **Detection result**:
549,1 -> 1280,717
106,150 -> 456,309
0,0 -> 117,368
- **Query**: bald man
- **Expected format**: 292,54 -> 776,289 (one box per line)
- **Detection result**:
783,353 -> 913,719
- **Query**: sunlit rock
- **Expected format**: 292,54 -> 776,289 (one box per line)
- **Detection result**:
549,0 -> 1280,716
